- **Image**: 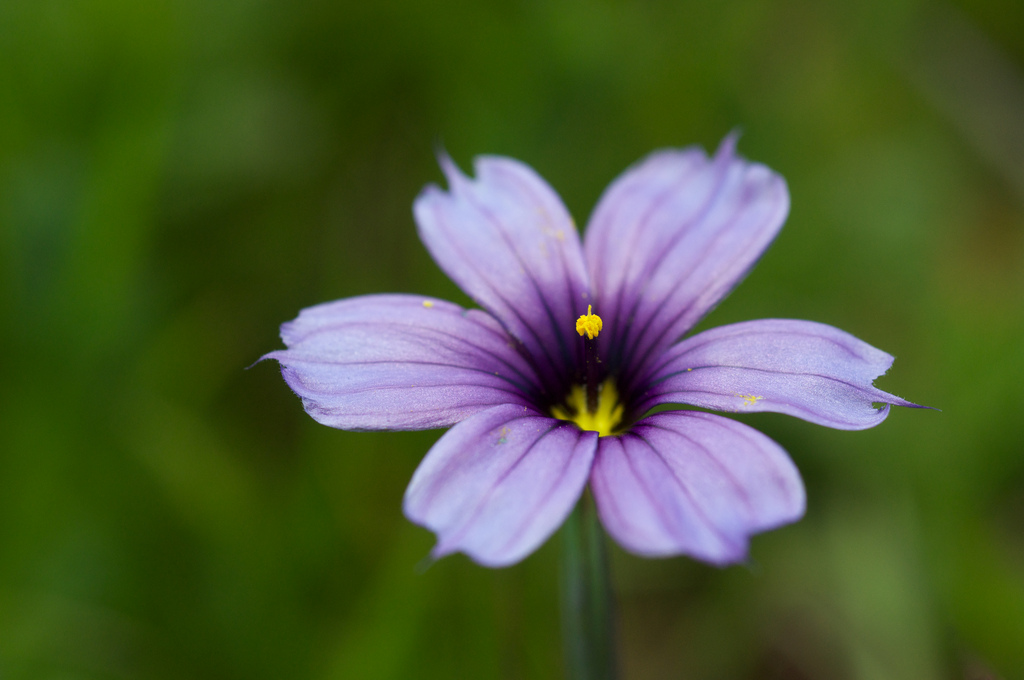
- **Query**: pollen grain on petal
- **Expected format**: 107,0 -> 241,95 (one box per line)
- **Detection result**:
422,300 -> 435,308
575,305 -> 603,339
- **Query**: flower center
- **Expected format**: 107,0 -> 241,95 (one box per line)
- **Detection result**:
551,378 -> 624,437
559,303 -> 620,434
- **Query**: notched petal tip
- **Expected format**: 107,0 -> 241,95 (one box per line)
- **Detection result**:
644,319 -> 929,430
428,536 -> 515,569
715,129 -> 742,161
247,350 -> 279,370
868,361 -> 937,413
413,552 -> 439,575
436,149 -> 468,190
874,396 -> 939,412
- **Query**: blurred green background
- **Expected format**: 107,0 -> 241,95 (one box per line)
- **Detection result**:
2,0 -> 1023,677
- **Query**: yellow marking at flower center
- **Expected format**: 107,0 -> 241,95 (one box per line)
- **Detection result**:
551,379 -> 623,437
740,394 -> 763,406
575,305 -> 603,339
422,300 -> 434,308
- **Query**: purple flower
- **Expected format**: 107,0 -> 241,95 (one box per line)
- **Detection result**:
266,135 -> 923,568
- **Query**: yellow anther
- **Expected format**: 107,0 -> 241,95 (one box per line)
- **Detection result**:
575,305 -> 603,340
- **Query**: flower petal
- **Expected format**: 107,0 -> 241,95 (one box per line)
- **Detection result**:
404,404 -> 597,567
639,319 -> 925,430
415,155 -> 591,395
265,294 -> 540,431
590,411 -> 805,564
583,134 -> 789,386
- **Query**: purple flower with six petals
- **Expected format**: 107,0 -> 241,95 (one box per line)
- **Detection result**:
266,135 -> 923,568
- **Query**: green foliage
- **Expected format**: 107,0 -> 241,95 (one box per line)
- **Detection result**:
2,0 -> 1023,677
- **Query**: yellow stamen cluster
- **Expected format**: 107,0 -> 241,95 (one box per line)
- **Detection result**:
575,305 -> 603,340
551,379 -> 624,437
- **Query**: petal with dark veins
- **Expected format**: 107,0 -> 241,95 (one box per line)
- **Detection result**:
638,319 -> 926,430
415,154 -> 592,395
583,134 -> 789,387
590,410 -> 804,564
404,404 -> 597,567
264,295 -> 539,431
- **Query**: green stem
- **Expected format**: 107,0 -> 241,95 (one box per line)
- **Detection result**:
560,493 -> 617,680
